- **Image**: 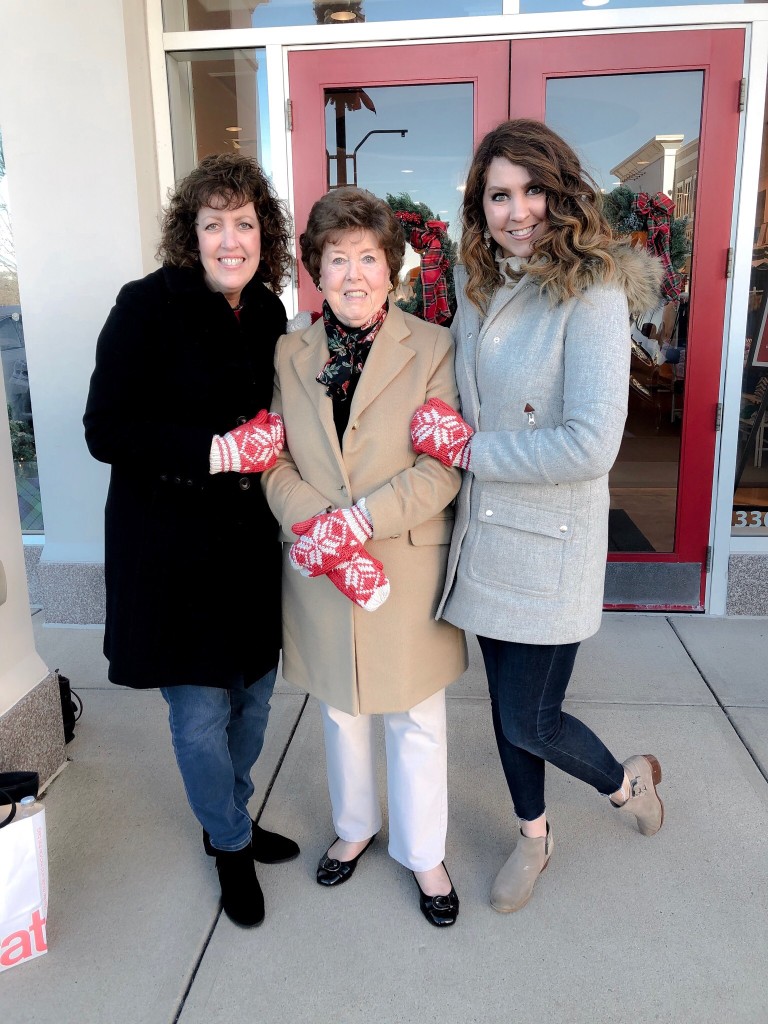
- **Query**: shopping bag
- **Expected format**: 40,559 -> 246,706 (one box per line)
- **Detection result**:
0,792 -> 49,972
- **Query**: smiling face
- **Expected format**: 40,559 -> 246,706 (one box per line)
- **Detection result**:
195,200 -> 261,307
482,157 -> 549,260
318,228 -> 391,328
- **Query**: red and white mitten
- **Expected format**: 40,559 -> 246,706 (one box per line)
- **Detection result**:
289,500 -> 373,578
327,550 -> 390,611
410,397 -> 473,469
210,410 -> 285,474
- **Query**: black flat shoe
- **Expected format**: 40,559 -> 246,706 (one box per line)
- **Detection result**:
413,866 -> 460,927
203,822 -> 300,864
316,835 -> 376,887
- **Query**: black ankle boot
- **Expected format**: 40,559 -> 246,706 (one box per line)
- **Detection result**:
214,843 -> 265,927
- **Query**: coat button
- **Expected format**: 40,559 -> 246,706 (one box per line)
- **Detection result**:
160,474 -> 168,482
485,509 -> 494,516
239,477 -> 251,491
559,524 -> 568,533
173,476 -> 181,485
186,479 -> 193,486
468,333 -> 473,339
236,415 -> 247,425
493,336 -> 500,343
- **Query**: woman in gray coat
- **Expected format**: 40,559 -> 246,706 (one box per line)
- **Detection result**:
410,119 -> 666,914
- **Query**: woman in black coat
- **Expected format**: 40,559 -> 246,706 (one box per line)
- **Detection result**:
84,153 -> 297,928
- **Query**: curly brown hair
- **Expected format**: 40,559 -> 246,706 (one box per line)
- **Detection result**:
460,119 -> 616,311
157,152 -> 293,294
299,187 -> 405,288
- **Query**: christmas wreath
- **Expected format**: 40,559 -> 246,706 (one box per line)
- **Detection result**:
603,184 -> 690,301
385,192 -> 458,325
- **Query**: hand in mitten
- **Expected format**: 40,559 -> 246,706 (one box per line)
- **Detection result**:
327,551 -> 390,612
410,397 -> 473,469
289,501 -> 373,578
209,410 -> 285,475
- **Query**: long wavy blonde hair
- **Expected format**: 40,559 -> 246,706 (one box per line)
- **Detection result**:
461,119 -> 617,311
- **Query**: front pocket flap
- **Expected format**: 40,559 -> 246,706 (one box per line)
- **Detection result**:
476,494 -> 572,541
409,515 -> 454,546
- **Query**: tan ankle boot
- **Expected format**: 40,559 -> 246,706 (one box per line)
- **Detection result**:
490,825 -> 553,913
615,754 -> 664,836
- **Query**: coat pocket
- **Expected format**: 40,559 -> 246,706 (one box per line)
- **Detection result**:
409,514 -> 454,546
468,492 -> 573,596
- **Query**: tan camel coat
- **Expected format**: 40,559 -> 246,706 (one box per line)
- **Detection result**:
262,304 -> 468,715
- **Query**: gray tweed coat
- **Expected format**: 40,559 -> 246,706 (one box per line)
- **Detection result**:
438,245 -> 663,645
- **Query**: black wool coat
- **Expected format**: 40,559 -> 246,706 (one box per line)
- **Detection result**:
84,265 -> 287,689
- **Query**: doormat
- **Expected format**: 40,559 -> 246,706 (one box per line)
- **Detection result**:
608,509 -> 655,553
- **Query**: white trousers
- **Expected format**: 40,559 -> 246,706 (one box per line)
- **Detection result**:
319,689 -> 448,872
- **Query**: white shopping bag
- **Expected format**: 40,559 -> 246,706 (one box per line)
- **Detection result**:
0,803 -> 49,972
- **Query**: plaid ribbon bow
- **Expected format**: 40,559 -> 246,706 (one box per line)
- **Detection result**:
408,220 -> 451,325
631,192 -> 683,302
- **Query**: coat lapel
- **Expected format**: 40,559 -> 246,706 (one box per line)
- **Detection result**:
291,319 -> 345,467
347,303 -> 415,423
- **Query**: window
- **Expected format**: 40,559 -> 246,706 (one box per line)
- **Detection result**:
162,0 -> 502,32
732,93 -> 768,536
1,127 -> 43,533
167,48 -> 272,183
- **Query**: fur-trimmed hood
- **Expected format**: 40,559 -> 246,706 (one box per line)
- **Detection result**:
577,241 -> 665,317
499,241 -> 665,316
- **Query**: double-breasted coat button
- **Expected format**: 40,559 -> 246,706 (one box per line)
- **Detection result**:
236,415 -> 247,425
485,509 -> 494,516
239,477 -> 251,491
559,525 -> 568,533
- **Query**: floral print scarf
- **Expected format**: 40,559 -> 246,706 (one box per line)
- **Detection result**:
316,300 -> 388,402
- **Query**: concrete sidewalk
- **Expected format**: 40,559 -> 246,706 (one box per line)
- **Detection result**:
2,612 -> 767,1024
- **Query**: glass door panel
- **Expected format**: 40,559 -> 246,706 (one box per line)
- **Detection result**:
510,29 -> 744,608
289,42 -> 509,313
546,71 -> 703,556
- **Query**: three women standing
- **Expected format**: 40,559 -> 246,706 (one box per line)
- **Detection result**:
85,153 -> 298,929
262,187 -> 467,926
412,119 -> 666,913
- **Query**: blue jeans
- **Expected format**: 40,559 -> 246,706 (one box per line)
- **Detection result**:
160,668 -> 277,852
478,637 -> 624,822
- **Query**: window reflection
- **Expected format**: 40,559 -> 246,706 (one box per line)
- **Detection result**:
167,49 -> 271,182
733,94 -> 768,536
323,82 -> 472,323
547,72 -> 702,553
1,128 -> 43,532
521,0 -> 743,10
163,0 -> 501,32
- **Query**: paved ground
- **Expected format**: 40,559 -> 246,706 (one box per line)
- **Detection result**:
2,611 -> 767,1023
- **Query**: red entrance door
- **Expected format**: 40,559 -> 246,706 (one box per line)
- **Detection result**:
509,30 -> 744,608
287,29 -> 745,610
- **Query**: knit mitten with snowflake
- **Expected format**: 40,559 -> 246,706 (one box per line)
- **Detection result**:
410,398 -> 473,469
209,410 -> 285,474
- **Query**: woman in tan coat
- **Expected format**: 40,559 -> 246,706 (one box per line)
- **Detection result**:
262,188 -> 467,927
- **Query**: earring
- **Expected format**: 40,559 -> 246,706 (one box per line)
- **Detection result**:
483,228 -> 492,247
317,284 -> 323,293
